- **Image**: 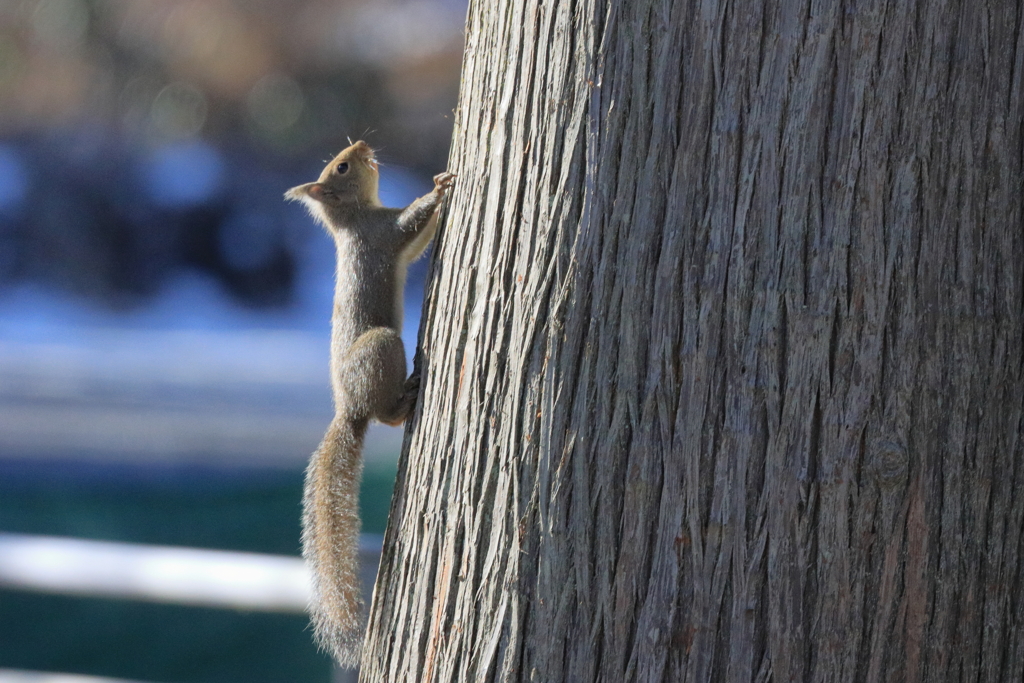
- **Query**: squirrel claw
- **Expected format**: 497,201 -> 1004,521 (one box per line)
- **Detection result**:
433,172 -> 456,196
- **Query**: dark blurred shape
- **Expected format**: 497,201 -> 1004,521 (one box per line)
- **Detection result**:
0,143 -> 28,282
0,133 -> 298,308
0,145 -> 28,209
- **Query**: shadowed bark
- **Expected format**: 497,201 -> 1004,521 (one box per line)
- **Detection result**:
362,1 -> 1024,681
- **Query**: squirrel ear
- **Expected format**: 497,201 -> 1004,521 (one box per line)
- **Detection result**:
285,182 -> 326,203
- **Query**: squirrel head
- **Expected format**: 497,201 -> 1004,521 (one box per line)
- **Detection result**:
285,141 -> 381,221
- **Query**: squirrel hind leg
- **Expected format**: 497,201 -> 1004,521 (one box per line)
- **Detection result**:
377,371 -> 420,426
339,327 -> 411,424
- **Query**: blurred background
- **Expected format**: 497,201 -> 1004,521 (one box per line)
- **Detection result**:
0,1 -> 465,682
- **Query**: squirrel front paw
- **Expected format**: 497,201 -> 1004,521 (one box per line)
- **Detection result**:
433,172 -> 456,198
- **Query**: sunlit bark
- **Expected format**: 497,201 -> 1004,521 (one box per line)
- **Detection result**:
363,1 -> 1024,681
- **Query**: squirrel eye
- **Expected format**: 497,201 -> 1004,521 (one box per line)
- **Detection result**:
336,162 -> 350,174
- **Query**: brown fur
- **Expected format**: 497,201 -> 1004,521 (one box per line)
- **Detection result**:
285,141 -> 454,666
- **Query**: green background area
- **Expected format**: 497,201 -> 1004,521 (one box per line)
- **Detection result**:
0,460 -> 398,683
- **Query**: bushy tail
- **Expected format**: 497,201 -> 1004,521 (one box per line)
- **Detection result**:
302,415 -> 368,668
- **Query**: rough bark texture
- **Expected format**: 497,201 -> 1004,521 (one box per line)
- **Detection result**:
362,1 -> 1024,681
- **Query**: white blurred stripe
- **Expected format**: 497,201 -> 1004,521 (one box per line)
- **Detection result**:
0,670 -> 149,683
0,533 -> 312,612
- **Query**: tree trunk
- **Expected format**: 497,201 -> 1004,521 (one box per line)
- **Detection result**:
362,1 -> 1024,681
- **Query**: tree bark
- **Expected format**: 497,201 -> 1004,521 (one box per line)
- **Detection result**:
362,1 -> 1024,681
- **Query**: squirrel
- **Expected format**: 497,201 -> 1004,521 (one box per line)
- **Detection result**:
285,140 -> 454,667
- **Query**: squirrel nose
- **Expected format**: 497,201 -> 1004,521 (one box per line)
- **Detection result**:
350,140 -> 375,162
